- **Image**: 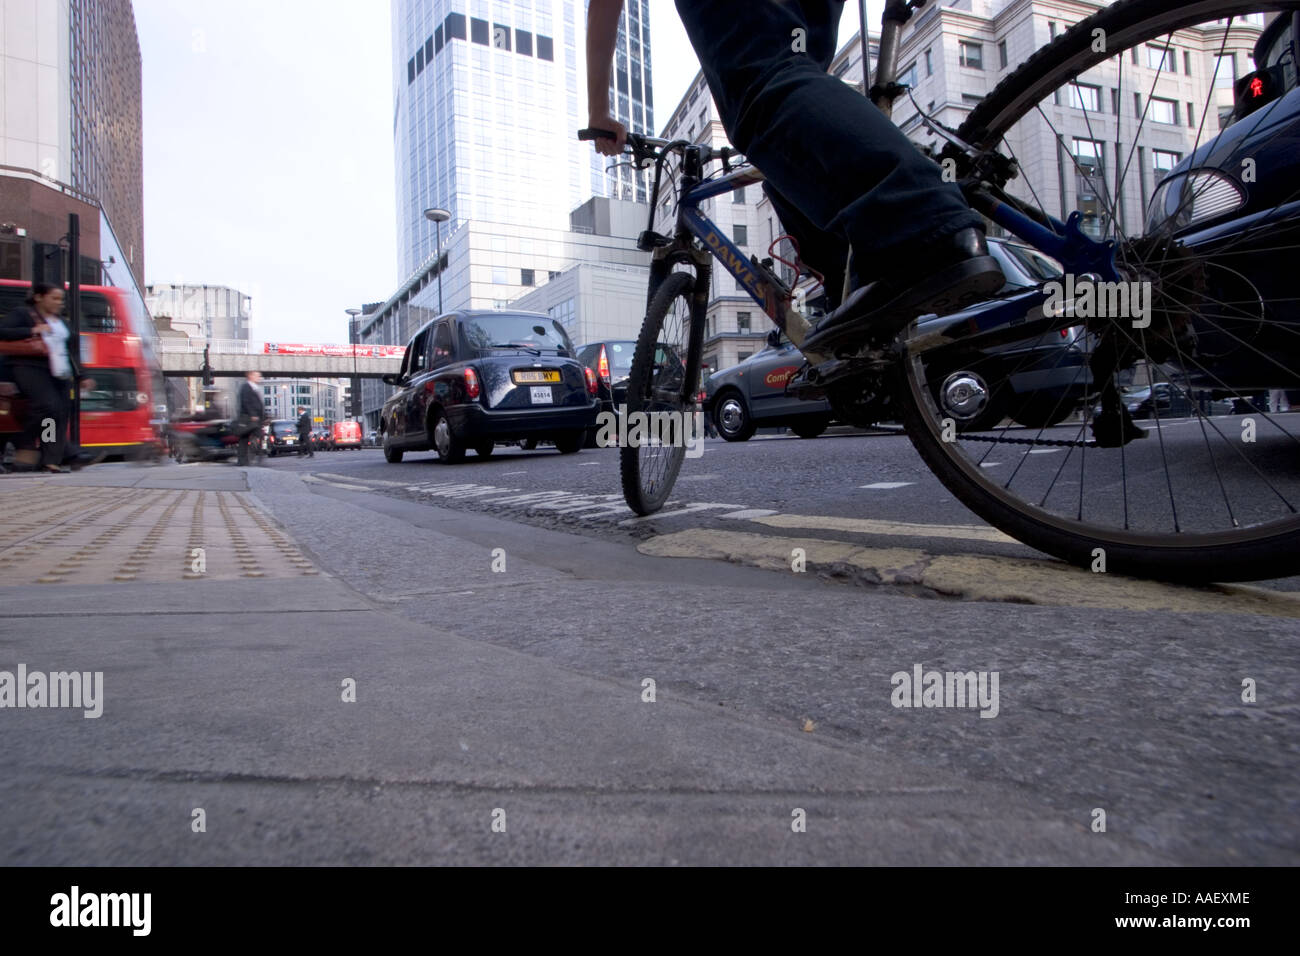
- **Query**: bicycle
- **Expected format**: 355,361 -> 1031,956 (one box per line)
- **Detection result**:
582,0 -> 1300,583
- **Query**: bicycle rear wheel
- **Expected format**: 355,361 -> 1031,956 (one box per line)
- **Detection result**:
621,271 -> 701,515
895,0 -> 1300,581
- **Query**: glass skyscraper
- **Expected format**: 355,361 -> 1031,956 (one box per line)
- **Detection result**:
391,0 -> 653,279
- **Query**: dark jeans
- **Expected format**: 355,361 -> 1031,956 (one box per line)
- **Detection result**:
10,365 -> 73,466
297,434 -> 312,456
236,426 -> 261,465
673,0 -> 981,307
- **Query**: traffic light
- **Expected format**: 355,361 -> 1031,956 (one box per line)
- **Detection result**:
1234,66 -> 1285,120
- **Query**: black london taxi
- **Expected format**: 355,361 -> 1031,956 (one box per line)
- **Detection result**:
379,310 -> 599,463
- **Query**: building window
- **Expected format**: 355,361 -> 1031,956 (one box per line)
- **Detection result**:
734,224 -> 748,246
734,187 -> 745,204
537,36 -> 554,61
1212,52 -> 1238,89
1148,96 -> 1178,124
737,351 -> 752,362
997,41 -> 1007,70
737,311 -> 751,333
925,48 -> 933,76
471,18 -> 489,45
900,60 -> 918,88
516,29 -> 532,56
1186,102 -> 1195,127
548,270 -> 561,280
492,267 -> 508,284
521,268 -> 535,286
1069,82 -> 1101,112
493,24 -> 511,50
1183,50 -> 1192,75
407,58 -> 416,83
959,41 -> 983,70
1152,149 -> 1180,183
1146,44 -> 1174,73
1048,21 -> 1056,40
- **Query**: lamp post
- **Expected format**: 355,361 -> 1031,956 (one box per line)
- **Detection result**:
423,207 -> 451,314
346,307 -> 362,422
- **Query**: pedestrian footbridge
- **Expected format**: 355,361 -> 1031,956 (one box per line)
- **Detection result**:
157,339 -> 404,379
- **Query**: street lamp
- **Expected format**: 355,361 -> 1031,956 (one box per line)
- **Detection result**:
346,307 -> 362,422
423,207 -> 451,313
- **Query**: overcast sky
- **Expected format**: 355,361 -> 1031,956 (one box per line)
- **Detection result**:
133,1 -> 874,345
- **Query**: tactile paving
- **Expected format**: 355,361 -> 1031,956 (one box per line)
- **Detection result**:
0,487 -> 321,584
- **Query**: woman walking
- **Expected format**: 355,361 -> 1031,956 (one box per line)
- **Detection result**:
0,282 -> 81,473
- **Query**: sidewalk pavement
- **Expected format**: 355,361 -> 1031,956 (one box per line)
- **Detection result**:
0,463 -> 1197,863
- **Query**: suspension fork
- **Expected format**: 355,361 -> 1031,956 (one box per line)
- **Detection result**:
648,239 -> 714,404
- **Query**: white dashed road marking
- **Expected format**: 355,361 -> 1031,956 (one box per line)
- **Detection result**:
719,509 -> 780,520
859,482 -> 914,489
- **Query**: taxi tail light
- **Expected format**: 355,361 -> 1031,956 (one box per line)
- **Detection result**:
584,365 -> 599,396
598,345 -> 611,384
463,367 -> 481,400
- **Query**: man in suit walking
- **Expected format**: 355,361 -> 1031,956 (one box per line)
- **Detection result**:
296,406 -> 314,457
236,369 -> 264,465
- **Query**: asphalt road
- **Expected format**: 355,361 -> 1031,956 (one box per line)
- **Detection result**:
3,432 -> 1296,865
269,426 -> 1300,591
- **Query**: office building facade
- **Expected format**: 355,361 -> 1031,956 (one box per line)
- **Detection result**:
0,0 -> 144,291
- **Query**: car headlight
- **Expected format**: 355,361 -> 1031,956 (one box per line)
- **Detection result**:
1145,169 -> 1244,233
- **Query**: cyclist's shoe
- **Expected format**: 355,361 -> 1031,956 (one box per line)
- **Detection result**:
804,228 -> 1004,350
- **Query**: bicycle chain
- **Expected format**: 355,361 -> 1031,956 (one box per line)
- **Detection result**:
864,423 -> 1096,448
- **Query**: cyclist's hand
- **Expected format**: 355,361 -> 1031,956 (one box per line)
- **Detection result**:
587,115 -> 627,156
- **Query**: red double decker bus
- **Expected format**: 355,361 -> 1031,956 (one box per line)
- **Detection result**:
0,279 -> 164,459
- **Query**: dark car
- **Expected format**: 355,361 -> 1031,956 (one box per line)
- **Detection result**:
264,420 -> 300,456
380,309 -> 599,463
1135,16 -> 1300,398
575,339 -> 636,446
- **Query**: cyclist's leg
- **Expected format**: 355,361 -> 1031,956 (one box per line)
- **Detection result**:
760,181 -> 847,311
673,0 -> 998,332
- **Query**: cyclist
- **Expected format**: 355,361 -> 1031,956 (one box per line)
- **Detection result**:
585,0 -> 1003,343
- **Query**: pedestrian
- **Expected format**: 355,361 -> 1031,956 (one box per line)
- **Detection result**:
296,406 -> 314,457
0,281 -> 93,473
586,0 -> 1002,341
235,369 -> 264,466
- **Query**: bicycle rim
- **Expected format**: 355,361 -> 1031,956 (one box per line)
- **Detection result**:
897,0 -> 1300,581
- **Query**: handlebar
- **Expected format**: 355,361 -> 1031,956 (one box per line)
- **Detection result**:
578,127 -> 735,170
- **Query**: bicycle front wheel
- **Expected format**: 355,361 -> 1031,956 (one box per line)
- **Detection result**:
621,271 -> 701,515
896,0 -> 1300,582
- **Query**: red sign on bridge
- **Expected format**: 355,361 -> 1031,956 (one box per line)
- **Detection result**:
263,343 -> 406,358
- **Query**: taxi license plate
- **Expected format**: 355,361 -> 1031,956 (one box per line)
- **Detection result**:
514,370 -> 561,383
529,386 -> 553,405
